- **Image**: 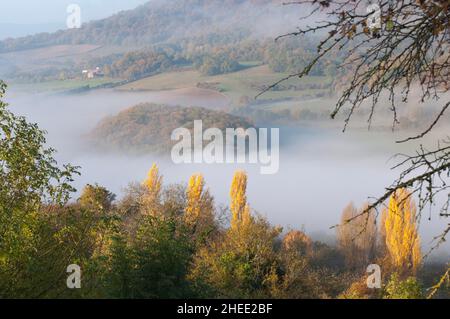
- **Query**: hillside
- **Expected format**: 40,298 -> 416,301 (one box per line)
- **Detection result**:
89,103 -> 254,154
0,0 -> 290,53
118,65 -> 333,107
0,0 -> 328,86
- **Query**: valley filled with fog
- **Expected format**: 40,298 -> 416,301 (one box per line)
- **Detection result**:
1,0 -> 449,300
6,87 -> 449,259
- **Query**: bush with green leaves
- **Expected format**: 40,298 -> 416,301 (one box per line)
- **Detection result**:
0,80 -> 80,297
384,273 -> 424,299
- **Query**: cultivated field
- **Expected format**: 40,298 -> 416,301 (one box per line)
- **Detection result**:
117,65 -> 333,106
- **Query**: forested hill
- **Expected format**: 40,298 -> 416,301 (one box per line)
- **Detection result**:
0,0 -> 293,53
89,103 -> 254,154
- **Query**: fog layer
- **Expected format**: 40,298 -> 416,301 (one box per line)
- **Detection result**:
5,87 -> 450,259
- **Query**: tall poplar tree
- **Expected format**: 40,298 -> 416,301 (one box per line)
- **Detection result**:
383,189 -> 422,275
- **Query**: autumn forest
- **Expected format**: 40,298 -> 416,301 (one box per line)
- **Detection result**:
0,0 -> 449,302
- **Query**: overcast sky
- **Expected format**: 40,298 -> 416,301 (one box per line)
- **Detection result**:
0,0 -> 149,38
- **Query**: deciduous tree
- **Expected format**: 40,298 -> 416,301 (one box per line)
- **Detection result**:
383,189 -> 422,275
230,170 -> 252,231
337,203 -> 377,268
185,174 -> 215,239
0,80 -> 79,297
142,163 -> 163,216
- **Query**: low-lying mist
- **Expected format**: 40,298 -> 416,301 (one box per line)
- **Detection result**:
5,86 -> 450,261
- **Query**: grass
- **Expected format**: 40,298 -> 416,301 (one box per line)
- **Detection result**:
9,62 -> 333,117
117,65 -> 333,106
11,77 -> 122,93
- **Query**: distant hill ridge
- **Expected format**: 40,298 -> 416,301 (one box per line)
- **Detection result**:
0,0 -> 289,53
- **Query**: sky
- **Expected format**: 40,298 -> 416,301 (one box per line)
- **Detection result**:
0,0 -> 150,39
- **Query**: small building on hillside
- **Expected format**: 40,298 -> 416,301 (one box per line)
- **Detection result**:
82,67 -> 103,79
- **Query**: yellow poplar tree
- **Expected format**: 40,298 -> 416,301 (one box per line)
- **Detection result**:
189,170 -> 282,297
185,173 -> 215,237
186,174 -> 204,225
230,170 -> 252,230
142,163 -> 163,215
383,188 -> 422,274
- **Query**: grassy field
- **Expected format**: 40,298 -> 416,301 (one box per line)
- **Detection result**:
117,65 -> 333,106
7,62 -> 334,117
11,77 -> 122,93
